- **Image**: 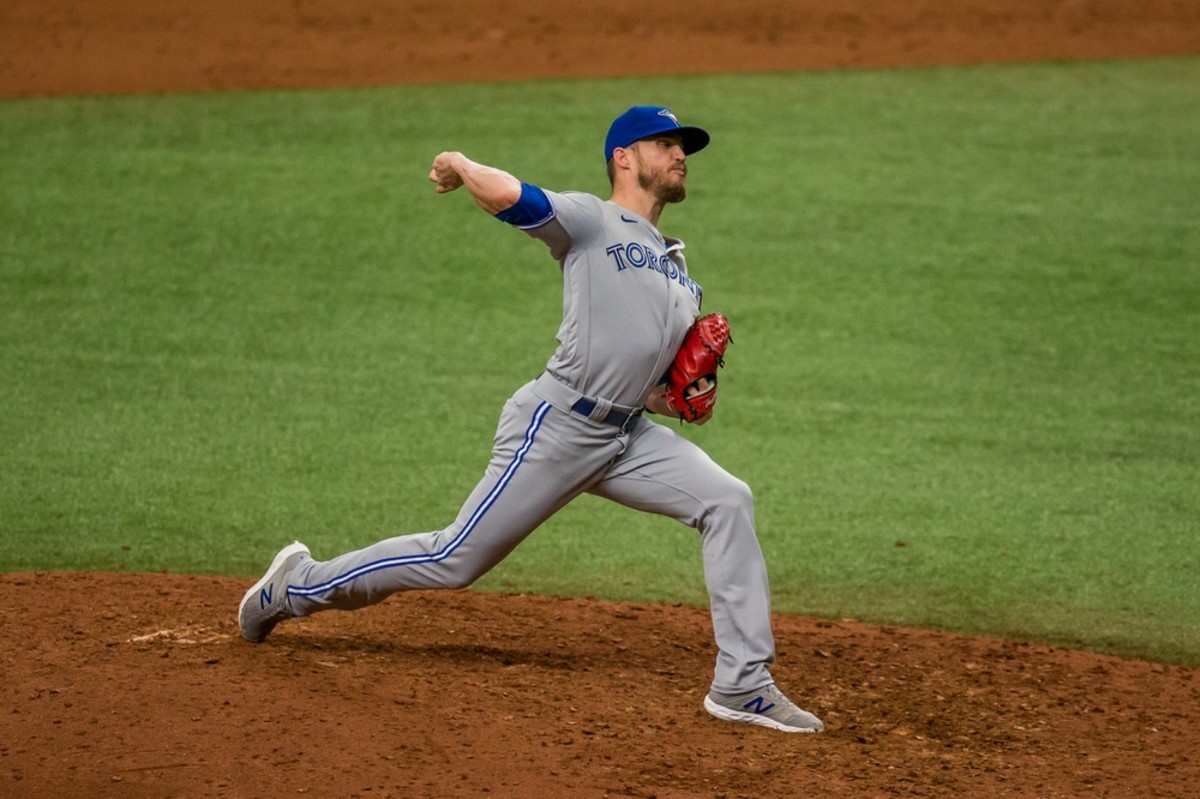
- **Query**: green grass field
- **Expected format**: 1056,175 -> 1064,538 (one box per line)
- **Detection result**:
2,58 -> 1197,664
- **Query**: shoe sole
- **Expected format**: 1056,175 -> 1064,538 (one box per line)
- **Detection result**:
703,696 -> 823,733
238,541 -> 310,643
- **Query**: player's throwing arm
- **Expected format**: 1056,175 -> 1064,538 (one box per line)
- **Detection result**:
429,151 -> 521,215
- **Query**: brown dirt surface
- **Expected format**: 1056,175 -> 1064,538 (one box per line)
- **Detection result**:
4,2 -> 1200,798
4,572 -> 1199,799
1,0 -> 1198,98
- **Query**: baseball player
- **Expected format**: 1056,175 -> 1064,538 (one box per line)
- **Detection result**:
239,105 -> 825,734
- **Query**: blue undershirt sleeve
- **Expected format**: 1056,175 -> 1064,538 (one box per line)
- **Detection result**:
494,182 -> 555,229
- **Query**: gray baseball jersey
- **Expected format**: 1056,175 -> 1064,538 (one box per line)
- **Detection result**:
285,188 -> 778,694
531,190 -> 702,407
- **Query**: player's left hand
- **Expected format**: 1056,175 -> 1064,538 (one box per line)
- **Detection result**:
664,313 -> 730,423
684,377 -> 715,425
646,383 -> 714,425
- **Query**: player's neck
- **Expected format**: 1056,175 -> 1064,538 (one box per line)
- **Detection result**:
610,186 -> 666,228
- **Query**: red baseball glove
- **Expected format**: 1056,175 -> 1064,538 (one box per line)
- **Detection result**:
664,313 -> 730,423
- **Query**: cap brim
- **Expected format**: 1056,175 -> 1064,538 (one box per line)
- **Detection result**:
678,126 -> 710,156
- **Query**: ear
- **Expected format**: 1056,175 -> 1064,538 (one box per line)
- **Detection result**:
611,144 -> 636,171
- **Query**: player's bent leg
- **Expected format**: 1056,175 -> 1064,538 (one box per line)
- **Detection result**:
590,424 -> 825,731
591,421 -> 775,689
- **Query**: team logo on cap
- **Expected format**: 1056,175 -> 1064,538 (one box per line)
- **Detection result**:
657,108 -> 680,125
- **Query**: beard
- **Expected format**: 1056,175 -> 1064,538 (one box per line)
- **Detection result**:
637,167 -> 687,204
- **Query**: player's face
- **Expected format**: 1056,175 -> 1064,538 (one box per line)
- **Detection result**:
630,134 -> 688,204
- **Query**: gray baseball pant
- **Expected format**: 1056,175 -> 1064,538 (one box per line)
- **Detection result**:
285,374 -> 776,693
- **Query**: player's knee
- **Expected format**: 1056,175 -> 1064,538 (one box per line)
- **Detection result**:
708,475 -> 754,520
433,556 -> 493,590
435,565 -> 482,590
724,476 -> 754,509
440,573 -> 477,590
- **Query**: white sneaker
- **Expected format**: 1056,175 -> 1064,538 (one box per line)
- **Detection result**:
238,542 -> 310,643
704,683 -> 825,733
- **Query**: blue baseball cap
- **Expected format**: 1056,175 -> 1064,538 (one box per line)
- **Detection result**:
604,105 -> 710,162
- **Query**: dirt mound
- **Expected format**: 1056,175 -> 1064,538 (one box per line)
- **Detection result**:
3,572 -> 1197,798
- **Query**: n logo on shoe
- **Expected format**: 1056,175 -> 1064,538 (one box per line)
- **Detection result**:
742,695 -> 776,714
259,585 -> 273,609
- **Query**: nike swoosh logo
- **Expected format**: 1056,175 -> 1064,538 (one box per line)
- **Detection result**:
620,215 -> 638,224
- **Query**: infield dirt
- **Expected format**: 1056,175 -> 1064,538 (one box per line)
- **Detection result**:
2,2 -> 1199,797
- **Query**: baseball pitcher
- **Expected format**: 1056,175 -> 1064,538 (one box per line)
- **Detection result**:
239,105 -> 825,733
